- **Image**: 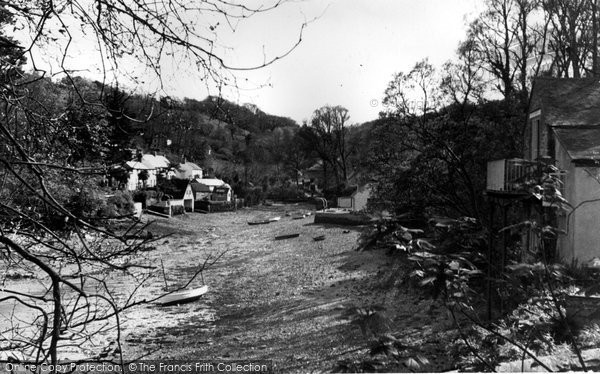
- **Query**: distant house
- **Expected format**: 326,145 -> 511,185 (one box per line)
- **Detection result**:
153,179 -> 195,214
337,184 -> 372,212
487,77 -> 600,265
191,178 -> 232,202
174,161 -> 203,180
302,161 -> 326,193
121,161 -> 150,191
140,153 -> 172,185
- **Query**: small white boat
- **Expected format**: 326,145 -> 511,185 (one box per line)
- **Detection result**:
268,216 -> 281,222
156,285 -> 209,306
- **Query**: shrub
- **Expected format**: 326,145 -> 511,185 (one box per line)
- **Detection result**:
237,186 -> 264,206
69,188 -> 107,218
101,191 -> 135,218
171,205 -> 185,215
266,185 -> 305,201
133,190 -> 156,208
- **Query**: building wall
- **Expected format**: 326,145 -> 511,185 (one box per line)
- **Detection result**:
555,140 -> 600,264
353,185 -> 371,211
147,169 -> 157,188
184,185 -> 195,211
555,140 -> 576,262
570,166 -> 600,264
126,170 -> 139,191
336,185 -> 371,211
337,197 -> 353,209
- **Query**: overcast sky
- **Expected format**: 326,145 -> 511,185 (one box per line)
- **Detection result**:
204,0 -> 481,123
189,0 -> 485,125
24,0 -> 484,125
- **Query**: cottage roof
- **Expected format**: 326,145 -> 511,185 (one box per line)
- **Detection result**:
530,77 -> 600,127
141,154 -> 170,169
553,126 -> 600,161
192,178 -> 227,187
124,161 -> 149,170
176,162 -> 202,172
161,179 -> 191,199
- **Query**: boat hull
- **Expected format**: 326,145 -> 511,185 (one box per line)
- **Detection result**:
157,285 -> 209,306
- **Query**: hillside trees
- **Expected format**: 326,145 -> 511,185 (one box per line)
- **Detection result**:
104,86 -> 138,164
0,0 -> 305,369
369,61 -> 525,219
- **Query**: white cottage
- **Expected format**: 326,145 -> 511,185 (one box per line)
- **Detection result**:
191,178 -> 232,202
123,161 -> 150,191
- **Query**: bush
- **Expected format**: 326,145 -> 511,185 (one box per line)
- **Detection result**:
69,188 -> 135,219
133,190 -> 156,208
102,191 -> 135,217
171,205 -> 185,215
266,185 -> 305,201
237,186 -> 265,206
69,188 -> 107,218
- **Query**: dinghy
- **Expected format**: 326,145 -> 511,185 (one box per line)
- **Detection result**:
156,285 -> 209,306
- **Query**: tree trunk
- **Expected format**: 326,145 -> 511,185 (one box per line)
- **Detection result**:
593,0 -> 599,76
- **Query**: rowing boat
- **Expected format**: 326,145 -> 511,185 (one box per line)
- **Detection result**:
248,216 -> 280,225
156,285 -> 209,306
247,219 -> 270,225
275,233 -> 300,240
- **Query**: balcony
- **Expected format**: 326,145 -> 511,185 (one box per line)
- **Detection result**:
486,158 -> 535,194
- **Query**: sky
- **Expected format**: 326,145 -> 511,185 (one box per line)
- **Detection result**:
197,0 -> 485,125
20,0 -> 485,125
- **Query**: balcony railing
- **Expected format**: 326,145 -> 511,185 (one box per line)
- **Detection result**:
486,158 -> 536,193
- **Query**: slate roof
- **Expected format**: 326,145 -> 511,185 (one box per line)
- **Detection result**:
530,77 -> 600,127
553,126 -> 600,161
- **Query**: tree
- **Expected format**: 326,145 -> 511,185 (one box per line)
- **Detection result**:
383,59 -> 440,117
441,39 -> 488,109
465,0 -> 552,103
0,0 -> 305,369
371,59 -> 526,219
543,0 -> 595,78
300,105 -> 352,191
104,86 -> 137,164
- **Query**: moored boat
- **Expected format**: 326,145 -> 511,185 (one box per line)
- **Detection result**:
156,285 -> 209,306
275,233 -> 300,240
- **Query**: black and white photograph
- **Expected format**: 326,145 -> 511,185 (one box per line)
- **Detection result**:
1,0 -> 600,372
